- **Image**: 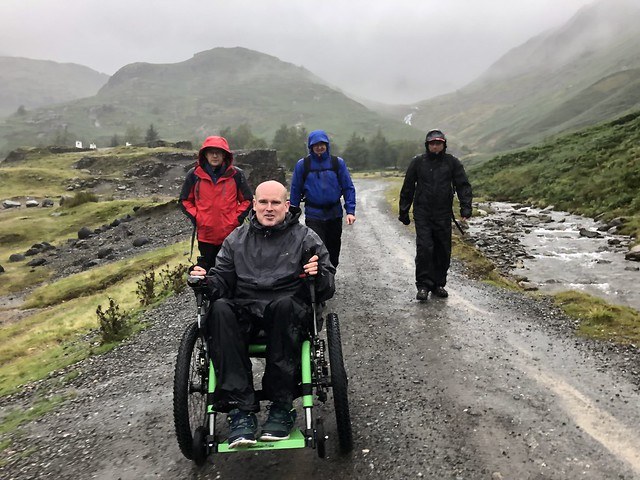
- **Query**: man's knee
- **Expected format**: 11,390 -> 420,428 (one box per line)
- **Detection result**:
265,296 -> 308,326
209,298 -> 237,329
266,296 -> 296,313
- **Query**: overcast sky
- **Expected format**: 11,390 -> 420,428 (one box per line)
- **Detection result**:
0,0 -> 597,104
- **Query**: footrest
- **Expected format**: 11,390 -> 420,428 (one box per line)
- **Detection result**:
217,429 -> 306,453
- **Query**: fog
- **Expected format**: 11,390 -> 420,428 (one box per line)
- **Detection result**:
0,0 -> 597,104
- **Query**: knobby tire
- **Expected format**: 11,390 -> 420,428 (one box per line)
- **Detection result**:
173,321 -> 207,460
326,313 -> 354,453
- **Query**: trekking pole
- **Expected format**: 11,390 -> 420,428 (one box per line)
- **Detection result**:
452,214 -> 465,236
300,248 -> 319,337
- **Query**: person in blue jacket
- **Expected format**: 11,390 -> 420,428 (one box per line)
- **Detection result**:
289,130 -> 356,268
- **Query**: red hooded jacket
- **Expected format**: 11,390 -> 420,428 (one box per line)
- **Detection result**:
179,136 -> 253,245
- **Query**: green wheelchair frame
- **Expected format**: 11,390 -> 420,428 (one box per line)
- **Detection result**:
173,278 -> 353,465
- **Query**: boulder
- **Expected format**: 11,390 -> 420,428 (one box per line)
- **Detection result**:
133,237 -> 150,247
25,199 -> 40,208
39,242 -> 55,252
77,226 -> 93,239
9,253 -> 25,262
0,264 -> 4,273
26,258 -> 47,267
97,247 -> 114,259
42,198 -> 55,207
579,228 -> 601,238
3,200 -> 21,209
82,259 -> 99,270
625,245 -> 640,262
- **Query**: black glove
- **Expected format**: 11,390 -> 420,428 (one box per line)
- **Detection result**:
398,213 -> 410,225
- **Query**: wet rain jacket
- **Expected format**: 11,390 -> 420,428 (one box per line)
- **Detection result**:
179,136 -> 253,245
289,130 -> 356,221
205,206 -> 336,317
399,151 -> 472,220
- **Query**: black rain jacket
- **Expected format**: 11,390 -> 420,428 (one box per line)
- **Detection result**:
205,206 -> 335,317
399,152 -> 473,220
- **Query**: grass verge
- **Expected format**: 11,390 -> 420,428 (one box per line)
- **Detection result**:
554,290 -> 640,345
0,240 -> 189,397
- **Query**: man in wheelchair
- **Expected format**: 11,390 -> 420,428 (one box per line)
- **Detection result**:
189,180 -> 336,449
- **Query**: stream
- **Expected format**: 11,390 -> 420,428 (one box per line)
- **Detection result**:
468,202 -> 640,311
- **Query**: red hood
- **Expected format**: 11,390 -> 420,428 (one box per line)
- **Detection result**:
198,136 -> 234,165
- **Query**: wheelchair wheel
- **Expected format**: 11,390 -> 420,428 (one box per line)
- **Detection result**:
326,313 -> 354,454
173,321 -> 209,460
316,418 -> 326,458
192,426 -> 208,466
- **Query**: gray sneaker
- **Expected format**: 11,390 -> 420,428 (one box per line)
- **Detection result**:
416,288 -> 429,301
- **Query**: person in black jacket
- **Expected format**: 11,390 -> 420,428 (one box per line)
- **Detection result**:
398,129 -> 472,302
190,180 -> 335,448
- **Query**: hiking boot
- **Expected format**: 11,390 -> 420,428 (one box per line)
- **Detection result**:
432,286 -> 449,298
227,409 -> 258,448
416,288 -> 429,301
259,403 -> 297,441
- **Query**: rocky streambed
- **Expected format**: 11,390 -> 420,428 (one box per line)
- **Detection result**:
468,201 -> 640,310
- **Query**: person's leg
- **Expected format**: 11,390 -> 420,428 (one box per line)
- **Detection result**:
260,296 -> 310,440
414,217 -> 436,293
207,299 -> 258,447
207,299 -> 256,412
262,296 -> 310,405
197,241 -> 221,271
431,219 -> 452,295
323,217 -> 343,268
305,218 -> 327,244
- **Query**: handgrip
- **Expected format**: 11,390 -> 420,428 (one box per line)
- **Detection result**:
187,275 -> 205,286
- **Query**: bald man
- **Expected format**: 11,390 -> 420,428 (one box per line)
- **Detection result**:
190,180 -> 335,448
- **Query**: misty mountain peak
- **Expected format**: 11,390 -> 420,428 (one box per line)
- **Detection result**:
482,0 -> 640,80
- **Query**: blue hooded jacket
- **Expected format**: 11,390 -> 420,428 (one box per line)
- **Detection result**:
289,130 -> 356,221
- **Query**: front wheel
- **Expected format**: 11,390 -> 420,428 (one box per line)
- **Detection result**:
173,321 -> 209,460
315,417 -> 326,459
326,313 -> 353,454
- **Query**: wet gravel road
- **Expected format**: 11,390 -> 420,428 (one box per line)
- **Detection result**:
2,178 -> 640,479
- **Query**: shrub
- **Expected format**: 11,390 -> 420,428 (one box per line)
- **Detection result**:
96,297 -> 130,343
159,263 -> 189,294
62,191 -> 99,208
136,269 -> 156,306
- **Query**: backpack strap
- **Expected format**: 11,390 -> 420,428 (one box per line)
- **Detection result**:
302,155 -> 340,183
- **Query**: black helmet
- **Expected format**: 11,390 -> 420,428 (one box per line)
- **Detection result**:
425,129 -> 446,146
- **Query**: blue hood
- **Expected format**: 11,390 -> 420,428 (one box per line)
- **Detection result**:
307,130 -> 331,158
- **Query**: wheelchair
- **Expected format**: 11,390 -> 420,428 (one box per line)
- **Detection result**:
173,275 -> 353,465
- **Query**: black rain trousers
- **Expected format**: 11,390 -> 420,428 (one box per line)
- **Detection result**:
207,296 -> 311,412
414,216 -> 452,290
305,217 -> 343,268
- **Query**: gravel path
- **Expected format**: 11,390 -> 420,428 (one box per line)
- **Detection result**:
1,178 -> 640,479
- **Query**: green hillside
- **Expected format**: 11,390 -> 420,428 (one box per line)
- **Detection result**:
470,110 -> 640,237
0,57 -> 108,118
0,47 -> 418,155
400,0 -> 640,156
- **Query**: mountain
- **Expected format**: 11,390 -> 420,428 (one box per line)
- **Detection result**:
401,0 -> 640,156
0,57 -> 109,118
470,110 -> 640,230
0,47 -> 418,155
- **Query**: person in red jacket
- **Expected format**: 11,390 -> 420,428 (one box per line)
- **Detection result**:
180,136 -> 253,271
